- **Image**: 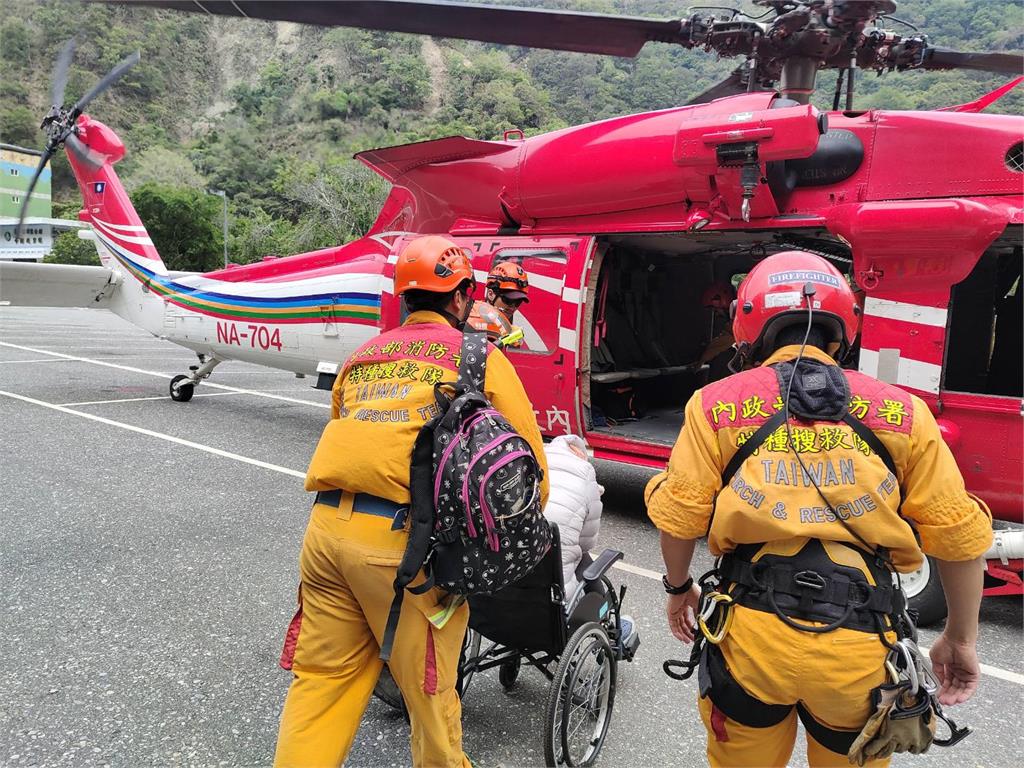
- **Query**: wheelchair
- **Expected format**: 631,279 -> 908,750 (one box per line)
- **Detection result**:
374,524 -> 640,767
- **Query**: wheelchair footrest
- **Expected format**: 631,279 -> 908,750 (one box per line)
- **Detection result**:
620,627 -> 640,662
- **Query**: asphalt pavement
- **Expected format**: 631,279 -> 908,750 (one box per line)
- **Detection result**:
1,307 -> 1021,767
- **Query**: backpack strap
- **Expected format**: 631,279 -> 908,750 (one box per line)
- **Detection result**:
841,413 -> 898,478
720,410 -> 787,486
380,417 -> 441,661
457,330 -> 488,392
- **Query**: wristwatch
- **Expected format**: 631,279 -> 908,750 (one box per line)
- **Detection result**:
662,574 -> 694,595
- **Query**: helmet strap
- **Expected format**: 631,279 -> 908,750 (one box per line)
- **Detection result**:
444,296 -> 474,331
727,343 -> 750,374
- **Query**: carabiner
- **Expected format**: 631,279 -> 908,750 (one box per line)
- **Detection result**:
900,638 -> 940,695
697,591 -> 735,645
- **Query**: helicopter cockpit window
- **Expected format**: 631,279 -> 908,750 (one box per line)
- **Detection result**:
490,249 -> 567,355
943,245 -> 1022,398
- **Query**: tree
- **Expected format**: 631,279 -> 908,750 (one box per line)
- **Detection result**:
274,159 -> 389,251
0,105 -> 38,148
123,146 -> 206,191
230,205 -> 296,264
130,183 -> 224,272
45,229 -> 101,266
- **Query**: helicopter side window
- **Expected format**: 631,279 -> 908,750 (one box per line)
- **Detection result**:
943,245 -> 1022,398
490,249 -> 568,355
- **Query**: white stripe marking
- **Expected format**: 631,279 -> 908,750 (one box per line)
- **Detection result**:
864,297 -> 948,328
0,341 -> 330,409
558,326 -> 578,352
0,358 -> 67,364
59,392 -> 242,407
859,348 -> 942,394
91,217 -> 147,233
91,218 -> 155,246
4,380 -> 1021,688
0,390 -> 307,479
561,286 -> 581,305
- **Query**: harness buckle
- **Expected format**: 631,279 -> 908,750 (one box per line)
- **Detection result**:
793,570 -> 827,592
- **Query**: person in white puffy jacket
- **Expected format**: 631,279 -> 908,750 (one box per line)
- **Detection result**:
542,435 -> 603,597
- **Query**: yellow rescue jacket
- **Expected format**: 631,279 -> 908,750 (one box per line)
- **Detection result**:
646,345 -> 992,571
306,310 -> 549,507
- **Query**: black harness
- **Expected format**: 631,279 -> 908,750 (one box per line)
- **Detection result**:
719,540 -> 898,635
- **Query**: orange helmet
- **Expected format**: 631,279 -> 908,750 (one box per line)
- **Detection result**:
701,281 -> 735,310
732,251 -> 858,360
486,261 -> 530,302
394,236 -> 474,295
467,301 -> 513,341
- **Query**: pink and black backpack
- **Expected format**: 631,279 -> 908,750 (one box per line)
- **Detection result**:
381,331 -> 550,659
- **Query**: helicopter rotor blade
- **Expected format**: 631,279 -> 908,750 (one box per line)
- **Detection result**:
15,147 -> 56,239
920,47 -> 1022,73
72,49 -> 140,115
67,133 -> 107,171
51,36 -> 78,107
685,70 -> 749,105
103,1 -> 691,58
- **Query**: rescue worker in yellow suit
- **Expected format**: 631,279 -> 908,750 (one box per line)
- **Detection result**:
466,261 -> 530,347
647,251 -> 992,768
274,235 -> 548,768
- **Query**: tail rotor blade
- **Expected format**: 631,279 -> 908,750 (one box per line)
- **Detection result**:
72,49 -> 140,115
67,133 -> 106,171
51,36 -> 78,107
16,147 -> 56,239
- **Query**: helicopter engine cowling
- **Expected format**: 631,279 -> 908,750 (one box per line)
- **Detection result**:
508,92 -> 826,224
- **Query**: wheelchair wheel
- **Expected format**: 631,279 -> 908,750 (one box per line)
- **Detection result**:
373,666 -> 407,718
456,629 -> 482,698
373,629 -> 480,716
498,656 -> 521,689
543,622 -> 616,767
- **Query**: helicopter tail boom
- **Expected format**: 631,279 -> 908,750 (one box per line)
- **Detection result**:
67,116 -> 169,279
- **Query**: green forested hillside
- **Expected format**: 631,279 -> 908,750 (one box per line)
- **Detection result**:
1,0 -> 1020,270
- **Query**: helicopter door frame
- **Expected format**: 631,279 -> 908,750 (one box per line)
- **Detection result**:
450,235 -> 595,440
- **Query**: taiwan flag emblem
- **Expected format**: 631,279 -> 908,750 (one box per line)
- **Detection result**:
93,182 -> 105,194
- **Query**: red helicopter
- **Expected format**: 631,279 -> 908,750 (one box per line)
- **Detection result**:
9,0 -> 1023,620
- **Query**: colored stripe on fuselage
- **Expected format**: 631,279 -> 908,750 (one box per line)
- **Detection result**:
96,231 -> 381,325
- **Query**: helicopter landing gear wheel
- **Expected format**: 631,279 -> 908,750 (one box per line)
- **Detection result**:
901,555 -> 947,627
169,374 -> 194,402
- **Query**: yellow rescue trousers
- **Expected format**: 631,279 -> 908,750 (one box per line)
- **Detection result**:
698,605 -> 893,768
274,497 -> 471,768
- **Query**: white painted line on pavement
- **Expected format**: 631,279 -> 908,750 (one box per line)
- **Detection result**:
60,392 -> 243,407
4,381 -> 1023,689
0,358 -> 69,364
977,661 -> 1024,686
612,561 -> 663,581
0,341 -> 330,409
0,390 -> 307,480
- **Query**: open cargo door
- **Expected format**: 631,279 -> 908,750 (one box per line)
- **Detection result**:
450,236 -> 594,440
